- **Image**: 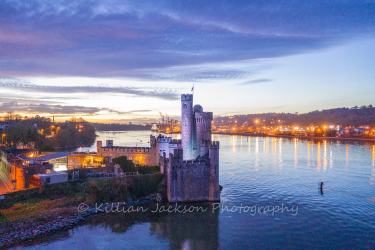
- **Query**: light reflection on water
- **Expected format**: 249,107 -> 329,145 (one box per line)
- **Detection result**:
25,131 -> 375,249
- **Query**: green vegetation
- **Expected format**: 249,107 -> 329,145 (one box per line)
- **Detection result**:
135,166 -> 160,175
52,118 -> 96,149
1,115 -> 96,151
113,156 -> 136,172
0,174 -> 165,223
113,156 -> 160,174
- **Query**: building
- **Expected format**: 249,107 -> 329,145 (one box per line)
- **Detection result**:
30,172 -> 68,187
96,139 -> 158,166
160,94 -> 220,202
95,93 -> 221,202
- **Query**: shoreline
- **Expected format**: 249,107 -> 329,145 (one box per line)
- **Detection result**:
212,132 -> 375,143
0,194 -> 162,249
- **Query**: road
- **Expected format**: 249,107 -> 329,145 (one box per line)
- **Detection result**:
0,167 -> 13,195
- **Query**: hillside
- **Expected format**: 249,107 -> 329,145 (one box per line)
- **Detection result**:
215,105 -> 375,127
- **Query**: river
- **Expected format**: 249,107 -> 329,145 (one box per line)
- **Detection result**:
23,131 -> 375,249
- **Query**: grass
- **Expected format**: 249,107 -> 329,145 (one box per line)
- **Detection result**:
0,197 -> 83,223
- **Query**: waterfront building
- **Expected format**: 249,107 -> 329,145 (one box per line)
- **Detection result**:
95,93 -> 221,202
159,94 -> 220,202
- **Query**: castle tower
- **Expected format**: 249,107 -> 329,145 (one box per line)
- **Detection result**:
209,141 -> 220,201
154,134 -> 172,167
97,141 -> 102,154
195,110 -> 213,158
181,94 -> 194,160
106,140 -> 113,147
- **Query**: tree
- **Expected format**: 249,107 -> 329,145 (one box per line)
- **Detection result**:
113,156 -> 136,172
4,124 -> 39,148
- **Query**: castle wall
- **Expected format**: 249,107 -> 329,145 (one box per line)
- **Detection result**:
96,138 -> 158,166
167,149 -> 213,202
209,141 -> 220,201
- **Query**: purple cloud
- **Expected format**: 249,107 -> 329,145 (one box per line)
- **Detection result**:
0,0 -> 374,80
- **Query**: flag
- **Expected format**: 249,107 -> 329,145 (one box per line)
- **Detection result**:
191,85 -> 194,92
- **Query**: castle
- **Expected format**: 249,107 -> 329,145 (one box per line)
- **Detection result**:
96,94 -> 220,202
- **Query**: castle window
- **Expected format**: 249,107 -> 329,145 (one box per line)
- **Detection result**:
183,104 -> 187,108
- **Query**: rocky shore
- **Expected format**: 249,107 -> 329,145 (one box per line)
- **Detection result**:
0,193 -> 163,249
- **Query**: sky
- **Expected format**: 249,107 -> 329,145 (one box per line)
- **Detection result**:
0,0 -> 374,123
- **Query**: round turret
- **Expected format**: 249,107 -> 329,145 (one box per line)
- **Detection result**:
194,104 -> 203,113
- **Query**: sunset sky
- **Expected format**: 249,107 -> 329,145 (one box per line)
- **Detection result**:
0,1 -> 374,123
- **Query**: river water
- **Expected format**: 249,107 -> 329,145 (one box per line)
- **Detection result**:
24,131 -> 375,249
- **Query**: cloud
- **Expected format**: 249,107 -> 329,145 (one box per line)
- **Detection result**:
239,78 -> 273,85
0,80 -> 180,100
0,102 -> 101,114
0,101 -> 153,115
0,0 -> 373,80
106,109 -> 153,115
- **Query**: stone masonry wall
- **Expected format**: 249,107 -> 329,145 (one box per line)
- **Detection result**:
167,149 -> 212,202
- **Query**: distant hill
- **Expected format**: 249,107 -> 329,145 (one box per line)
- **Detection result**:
91,123 -> 151,131
214,105 -> 375,127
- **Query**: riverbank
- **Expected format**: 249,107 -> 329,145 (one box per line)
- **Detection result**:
213,132 -> 375,143
0,174 -> 165,249
0,194 -> 163,249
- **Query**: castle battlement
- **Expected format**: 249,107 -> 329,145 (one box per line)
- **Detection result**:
171,161 -> 211,171
102,147 -> 151,153
97,93 -> 219,203
181,94 -> 193,101
170,139 -> 181,144
195,112 -> 213,121
210,141 -> 220,148
156,134 -> 172,143
165,93 -> 220,202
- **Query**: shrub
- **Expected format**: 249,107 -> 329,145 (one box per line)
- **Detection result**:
113,156 -> 136,172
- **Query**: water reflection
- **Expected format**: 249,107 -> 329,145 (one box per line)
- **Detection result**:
323,140 -> 327,171
28,132 -> 375,249
82,203 -> 219,250
329,146 -> 333,169
263,138 -> 266,153
232,136 -> 237,152
346,144 -> 349,168
278,138 -> 282,166
294,138 -> 298,166
307,141 -> 310,167
317,141 -> 321,171
149,203 -> 219,249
